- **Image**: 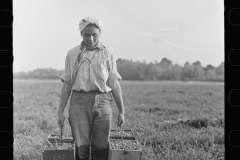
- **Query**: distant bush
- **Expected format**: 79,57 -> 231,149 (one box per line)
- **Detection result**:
14,68 -> 64,79
117,58 -> 224,82
14,58 -> 224,82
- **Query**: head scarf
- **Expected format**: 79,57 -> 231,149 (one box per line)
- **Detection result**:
79,16 -> 103,34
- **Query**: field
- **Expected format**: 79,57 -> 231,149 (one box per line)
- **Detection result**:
13,79 -> 224,160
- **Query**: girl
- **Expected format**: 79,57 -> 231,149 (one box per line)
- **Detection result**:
57,17 -> 125,160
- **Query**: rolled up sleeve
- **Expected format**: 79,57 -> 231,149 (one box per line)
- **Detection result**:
60,52 -> 71,83
107,51 -> 122,87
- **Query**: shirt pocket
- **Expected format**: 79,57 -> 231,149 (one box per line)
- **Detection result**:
92,58 -> 109,82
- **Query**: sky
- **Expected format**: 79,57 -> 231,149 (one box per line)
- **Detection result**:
13,0 -> 224,72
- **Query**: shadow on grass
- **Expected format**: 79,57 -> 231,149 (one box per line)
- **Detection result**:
134,107 -> 180,116
174,118 -> 224,129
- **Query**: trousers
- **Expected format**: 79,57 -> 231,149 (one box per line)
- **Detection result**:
68,90 -> 113,160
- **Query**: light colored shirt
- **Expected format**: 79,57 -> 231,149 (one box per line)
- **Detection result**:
60,44 -> 122,92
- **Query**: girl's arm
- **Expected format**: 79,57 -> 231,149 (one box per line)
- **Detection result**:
110,80 -> 125,127
57,81 -> 72,127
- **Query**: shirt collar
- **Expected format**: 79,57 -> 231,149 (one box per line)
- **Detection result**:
80,41 -> 105,51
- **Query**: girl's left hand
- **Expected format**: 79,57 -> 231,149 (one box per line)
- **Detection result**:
117,113 -> 125,127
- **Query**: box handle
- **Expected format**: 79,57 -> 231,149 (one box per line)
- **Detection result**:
60,125 -> 64,142
119,126 -> 127,155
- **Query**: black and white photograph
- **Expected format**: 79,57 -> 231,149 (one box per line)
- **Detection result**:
13,0 -> 224,159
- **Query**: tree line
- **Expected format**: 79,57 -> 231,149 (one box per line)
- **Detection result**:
14,58 -> 224,81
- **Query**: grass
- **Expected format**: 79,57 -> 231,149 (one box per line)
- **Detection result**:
13,79 -> 224,160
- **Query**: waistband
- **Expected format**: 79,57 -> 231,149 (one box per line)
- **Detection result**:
73,90 -> 106,94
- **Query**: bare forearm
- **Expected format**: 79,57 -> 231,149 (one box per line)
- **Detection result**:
58,82 -> 72,114
111,80 -> 124,114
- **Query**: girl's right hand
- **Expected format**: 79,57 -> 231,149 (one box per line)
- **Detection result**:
58,112 -> 65,128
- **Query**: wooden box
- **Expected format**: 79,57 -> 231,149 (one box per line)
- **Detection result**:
110,129 -> 136,140
108,139 -> 142,160
42,142 -> 75,160
46,134 -> 73,144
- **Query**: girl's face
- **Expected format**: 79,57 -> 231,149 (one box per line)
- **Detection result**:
81,25 -> 101,47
